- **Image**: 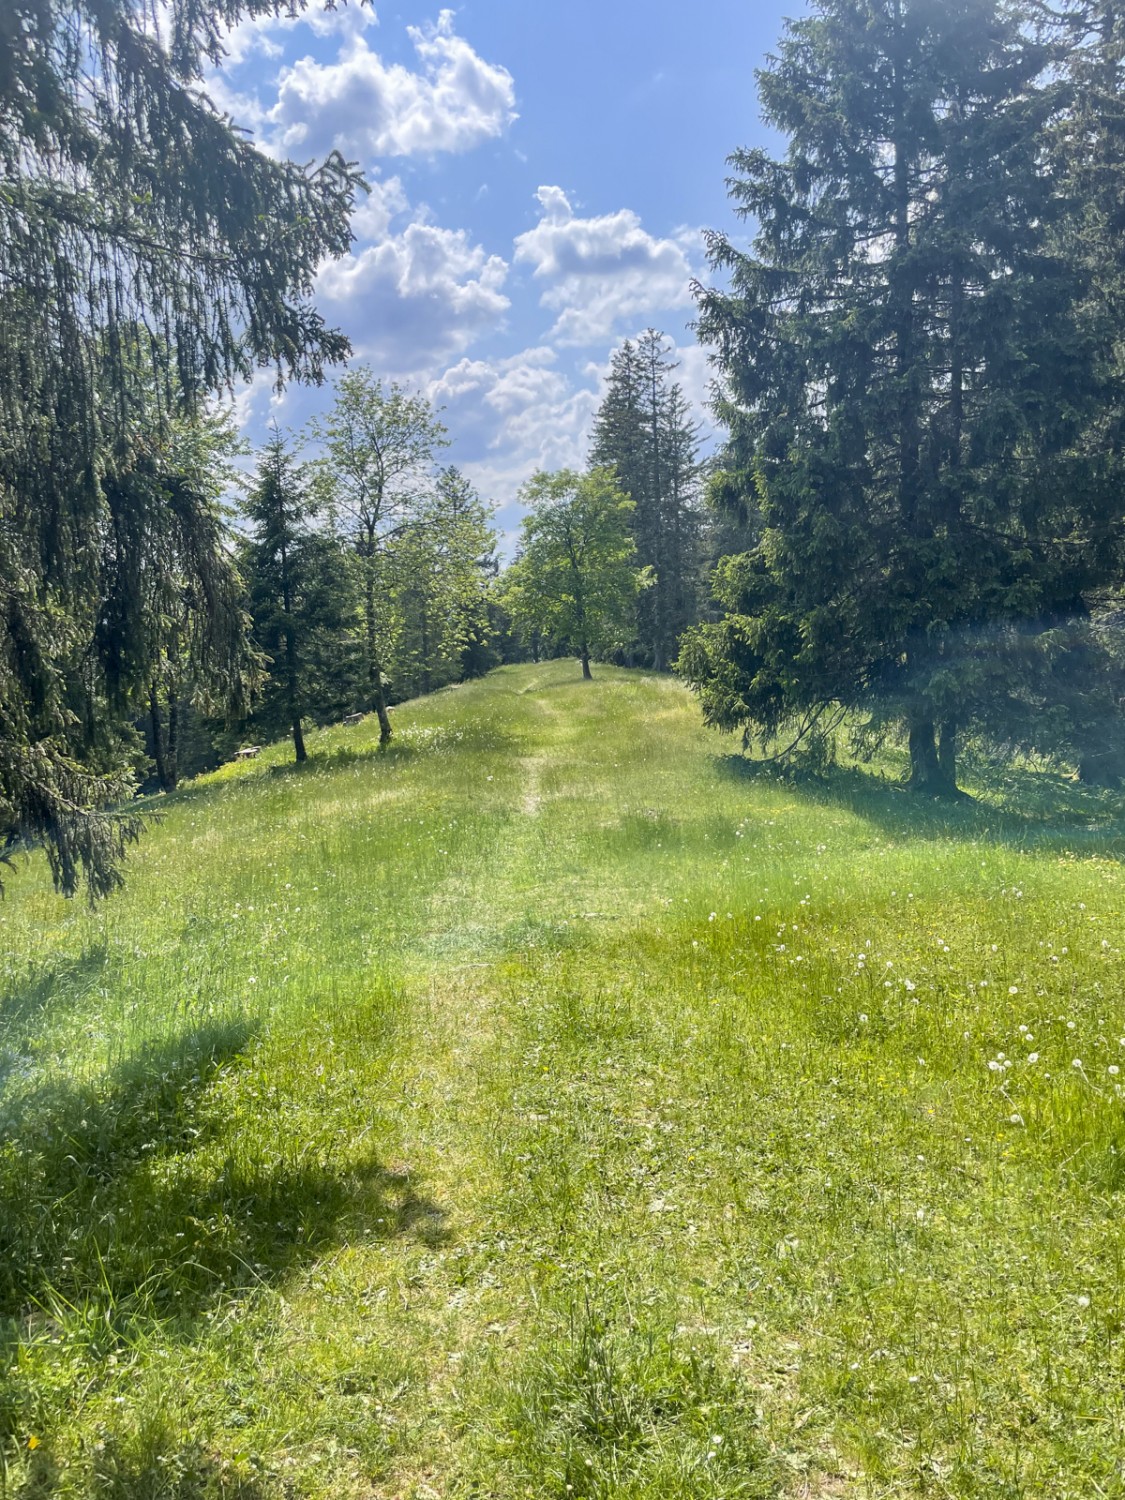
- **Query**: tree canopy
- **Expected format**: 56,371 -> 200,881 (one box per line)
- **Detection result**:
681,0 -> 1123,791
502,469 -> 646,680
0,0 -> 360,892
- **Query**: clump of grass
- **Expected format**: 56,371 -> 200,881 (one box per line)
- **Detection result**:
482,1291 -> 776,1499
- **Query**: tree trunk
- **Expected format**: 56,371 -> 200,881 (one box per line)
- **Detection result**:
937,718 -> 957,788
372,667 -> 393,745
580,646 -> 592,680
909,718 -> 956,795
420,600 -> 431,696
166,688 -> 179,790
148,683 -> 169,791
280,534 -> 305,764
363,560 -> 392,744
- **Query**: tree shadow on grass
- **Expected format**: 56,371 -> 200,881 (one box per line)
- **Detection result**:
166,716 -> 523,799
0,1019 -> 447,1355
715,752 -> 1125,857
0,942 -> 113,1057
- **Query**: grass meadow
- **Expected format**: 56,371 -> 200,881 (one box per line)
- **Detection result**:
2,661 -> 1125,1498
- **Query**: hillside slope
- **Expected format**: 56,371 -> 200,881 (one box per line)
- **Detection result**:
2,662 -> 1125,1498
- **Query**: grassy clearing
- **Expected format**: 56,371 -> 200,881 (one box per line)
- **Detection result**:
2,661 -> 1125,1498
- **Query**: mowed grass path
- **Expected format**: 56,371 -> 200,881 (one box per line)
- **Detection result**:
3,663 -> 1125,1499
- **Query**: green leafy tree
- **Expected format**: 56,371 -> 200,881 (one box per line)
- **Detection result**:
309,368 -> 449,742
0,0 -> 360,891
240,437 -> 356,764
502,469 -> 646,680
682,0 -> 1119,791
392,467 -> 498,698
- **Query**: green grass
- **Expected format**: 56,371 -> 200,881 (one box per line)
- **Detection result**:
3,661 -> 1125,1498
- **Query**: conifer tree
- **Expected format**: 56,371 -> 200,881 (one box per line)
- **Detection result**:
240,437 -> 355,764
682,0 -> 1119,791
591,331 -> 703,670
0,0 -> 360,891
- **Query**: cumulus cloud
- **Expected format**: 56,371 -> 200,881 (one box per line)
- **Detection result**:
264,10 -> 517,161
350,174 -> 410,241
216,2 -> 377,70
317,218 -> 510,373
513,186 -> 698,346
427,347 -> 603,531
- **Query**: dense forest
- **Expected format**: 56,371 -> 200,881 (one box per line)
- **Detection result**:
2,0 -> 1124,896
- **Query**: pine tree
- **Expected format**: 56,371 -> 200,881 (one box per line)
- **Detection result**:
240,437 -> 355,764
0,0 -> 360,891
682,0 -> 1119,791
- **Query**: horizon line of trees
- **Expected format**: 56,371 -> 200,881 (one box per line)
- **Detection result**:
141,367 -> 514,787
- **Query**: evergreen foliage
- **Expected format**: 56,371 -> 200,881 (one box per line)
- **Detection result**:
0,0 -> 360,891
502,469 -> 646,679
591,331 -> 705,670
239,436 -> 356,763
681,0 -> 1123,792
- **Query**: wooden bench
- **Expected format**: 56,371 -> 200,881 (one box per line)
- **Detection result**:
343,712 -> 366,726
234,745 -> 261,760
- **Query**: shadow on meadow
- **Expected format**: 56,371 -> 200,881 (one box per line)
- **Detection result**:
0,1018 -> 448,1348
716,752 -> 1125,857
159,714 -> 525,806
0,942 -> 113,1059
12,1434 -> 272,1499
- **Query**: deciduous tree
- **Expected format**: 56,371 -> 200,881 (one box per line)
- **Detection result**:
309,369 -> 448,742
502,469 -> 645,680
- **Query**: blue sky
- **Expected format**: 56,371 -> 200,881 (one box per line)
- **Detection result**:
211,0 -> 793,545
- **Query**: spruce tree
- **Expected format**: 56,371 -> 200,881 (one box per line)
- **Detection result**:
682,0 -> 1119,791
240,437 -> 355,764
0,0 -> 360,891
591,332 -> 703,670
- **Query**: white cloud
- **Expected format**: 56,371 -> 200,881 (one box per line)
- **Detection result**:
264,10 -> 516,161
513,186 -> 698,346
317,219 -> 510,372
427,347 -> 603,529
350,174 -> 410,241
206,2 -> 378,81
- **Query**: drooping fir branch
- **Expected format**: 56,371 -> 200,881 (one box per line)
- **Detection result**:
0,0 -> 362,894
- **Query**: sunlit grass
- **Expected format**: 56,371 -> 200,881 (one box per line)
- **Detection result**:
2,662 -> 1125,1497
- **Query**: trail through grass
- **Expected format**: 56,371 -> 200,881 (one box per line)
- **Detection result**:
3,663 -> 1125,1498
